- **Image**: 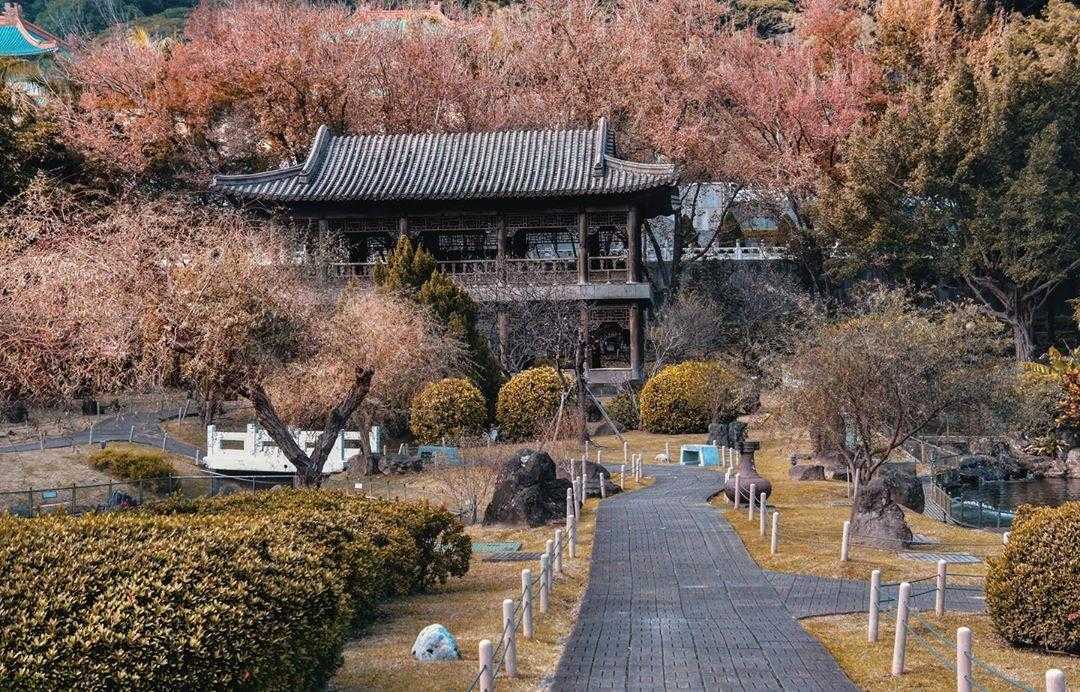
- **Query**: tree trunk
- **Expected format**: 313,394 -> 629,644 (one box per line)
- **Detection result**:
574,327 -> 589,445
1011,298 -> 1036,362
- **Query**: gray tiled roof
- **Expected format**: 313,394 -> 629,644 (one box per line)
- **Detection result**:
212,119 -> 677,202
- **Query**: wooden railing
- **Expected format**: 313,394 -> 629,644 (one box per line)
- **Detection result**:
330,256 -> 631,286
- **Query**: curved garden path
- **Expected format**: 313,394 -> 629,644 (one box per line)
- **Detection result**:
551,463 -> 981,691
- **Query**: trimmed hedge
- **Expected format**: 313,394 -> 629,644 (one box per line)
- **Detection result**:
88,446 -> 175,482
0,490 -> 472,690
639,361 -> 741,434
986,501 -> 1080,654
606,391 -> 639,431
410,377 -> 488,443
496,366 -> 564,441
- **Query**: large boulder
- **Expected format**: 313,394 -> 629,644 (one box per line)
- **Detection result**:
851,477 -> 912,548
582,460 -> 621,497
483,450 -> 573,527
789,464 -> 825,481
379,452 -> 422,475
346,452 -> 381,476
412,624 -> 460,661
879,464 -> 925,513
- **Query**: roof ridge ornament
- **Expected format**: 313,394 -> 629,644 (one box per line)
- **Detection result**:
297,125 -> 332,185
592,117 -> 608,177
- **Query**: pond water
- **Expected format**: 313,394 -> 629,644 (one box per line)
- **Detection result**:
950,477 -> 1080,528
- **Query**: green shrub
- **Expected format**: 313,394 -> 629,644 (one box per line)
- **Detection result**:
606,390 -> 639,431
88,446 -> 176,492
410,377 -> 488,443
986,501 -> 1080,654
495,366 -> 565,441
0,512 -> 351,691
638,361 -> 741,434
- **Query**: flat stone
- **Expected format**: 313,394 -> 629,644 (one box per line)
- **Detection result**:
899,552 -> 982,564
471,541 -> 523,553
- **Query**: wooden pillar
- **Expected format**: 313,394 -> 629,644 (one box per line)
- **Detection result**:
496,214 -> 507,262
577,211 -> 589,284
629,303 -> 643,379
317,218 -> 329,280
627,206 -> 640,283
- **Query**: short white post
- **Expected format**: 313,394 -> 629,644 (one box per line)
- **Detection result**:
566,488 -> 574,523
748,483 -> 756,521
554,529 -> 563,576
572,481 -> 580,521
128,425 -> 134,443
580,471 -> 587,504
759,492 -> 767,536
734,473 -> 741,509
956,626 -> 972,692
620,464 -> 626,489
600,476 -> 607,498
841,520 -> 851,562
770,512 -> 780,554
539,553 -> 550,613
665,441 -> 670,460
88,424 -> 94,445
722,470 -> 731,503
478,639 -> 494,692
568,515 -> 577,558
936,559 -> 947,616
161,432 -> 167,452
1003,531 -> 1011,545
502,598 -> 517,678
868,569 -> 881,642
1046,669 -> 1066,692
623,440 -> 628,463
892,581 -> 912,675
596,449 -> 601,464
521,569 -> 534,639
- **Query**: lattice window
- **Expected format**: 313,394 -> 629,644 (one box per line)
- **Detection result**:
328,218 -> 398,234
507,212 -> 577,230
410,214 -> 497,233
523,230 -> 577,259
435,232 -> 496,258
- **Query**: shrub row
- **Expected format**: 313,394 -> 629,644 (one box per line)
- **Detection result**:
0,490 -> 471,690
410,377 -> 488,442
88,446 -> 176,487
987,501 -> 1080,654
495,366 -> 564,441
639,361 -> 741,434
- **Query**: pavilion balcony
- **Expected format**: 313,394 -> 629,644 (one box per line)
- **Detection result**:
330,255 -> 632,286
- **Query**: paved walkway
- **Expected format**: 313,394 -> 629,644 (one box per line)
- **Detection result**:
552,463 -> 985,690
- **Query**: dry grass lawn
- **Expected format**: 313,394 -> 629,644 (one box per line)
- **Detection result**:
804,611 -> 1080,691
330,476 -> 653,691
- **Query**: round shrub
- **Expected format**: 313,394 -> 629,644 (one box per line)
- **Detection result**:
639,361 -> 741,434
88,446 -> 176,493
496,366 -> 565,441
606,391 -> 639,431
410,377 -> 487,443
986,501 -> 1080,653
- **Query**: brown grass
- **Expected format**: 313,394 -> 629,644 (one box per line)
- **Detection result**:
804,611 -> 1080,691
330,475 -> 653,691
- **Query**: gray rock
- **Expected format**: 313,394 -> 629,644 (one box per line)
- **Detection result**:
851,477 -> 912,548
879,464 -> 925,513
789,464 -> 826,481
582,460 -> 621,497
412,624 -> 460,661
379,452 -> 422,475
347,452 -> 381,475
483,450 -> 572,526
1066,448 -> 1080,479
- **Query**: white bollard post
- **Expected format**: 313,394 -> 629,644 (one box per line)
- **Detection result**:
161,432 -> 167,452
88,424 -> 94,445
734,473 -> 741,509
600,475 -> 607,499
956,626 -> 972,692
1045,669 -> 1066,692
597,449 -> 601,464
868,569 -> 881,642
841,520 -> 851,562
623,440 -> 628,463
502,599 -> 517,678
1003,531 -> 1011,545
521,569 -> 534,639
748,483 -> 756,521
620,464 -> 626,490
539,554 -> 550,613
936,559 -> 947,616
665,441 -> 670,460
566,488 -> 574,523
569,516 -> 577,558
572,481 -> 580,521
892,582 -> 912,675
722,470 -> 731,503
554,529 -> 563,576
770,512 -> 780,554
128,425 -> 134,443
478,640 -> 494,692
759,492 -> 767,536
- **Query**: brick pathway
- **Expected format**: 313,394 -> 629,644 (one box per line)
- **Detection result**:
551,464 -> 858,691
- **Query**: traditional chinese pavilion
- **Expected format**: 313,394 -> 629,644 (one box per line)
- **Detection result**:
0,3 -> 58,59
212,118 -> 678,383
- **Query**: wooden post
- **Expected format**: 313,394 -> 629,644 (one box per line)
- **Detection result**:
577,211 -> 589,284
956,627 -> 972,692
748,483 -> 756,521
770,512 -> 779,555
1046,669 -> 1066,692
502,599 -> 517,677
539,553 -> 550,613
554,530 -> 563,576
868,570 -> 881,642
627,205 -> 640,283
521,569 -> 533,639
759,492 -> 767,536
478,639 -> 494,692
841,521 -> 851,562
892,582 -> 912,675
936,559 -> 947,616
628,303 -> 642,379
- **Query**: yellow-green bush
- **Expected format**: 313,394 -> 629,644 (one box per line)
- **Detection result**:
0,491 -> 472,690
986,501 -> 1080,654
0,512 -> 351,691
410,377 -> 487,442
88,446 -> 175,480
639,361 -> 741,434
496,366 -> 565,441
606,391 -> 639,431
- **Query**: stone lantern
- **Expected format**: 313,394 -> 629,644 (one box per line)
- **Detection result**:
723,440 -> 772,504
